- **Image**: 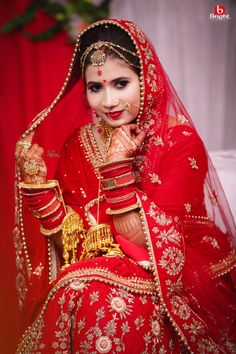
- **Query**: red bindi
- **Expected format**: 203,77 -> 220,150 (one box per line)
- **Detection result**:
103,79 -> 106,83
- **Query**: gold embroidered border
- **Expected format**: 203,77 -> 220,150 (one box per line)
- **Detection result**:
80,124 -> 104,175
210,249 -> 236,276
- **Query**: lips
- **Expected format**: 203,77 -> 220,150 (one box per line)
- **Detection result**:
106,110 -> 124,120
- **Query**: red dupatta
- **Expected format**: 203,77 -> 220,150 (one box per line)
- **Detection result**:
15,19 -> 236,352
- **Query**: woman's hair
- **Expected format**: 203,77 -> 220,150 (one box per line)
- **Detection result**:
78,23 -> 141,76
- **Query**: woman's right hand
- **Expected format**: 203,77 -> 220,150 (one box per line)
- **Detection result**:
15,131 -> 47,184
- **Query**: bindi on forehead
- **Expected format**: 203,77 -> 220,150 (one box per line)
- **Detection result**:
103,79 -> 106,83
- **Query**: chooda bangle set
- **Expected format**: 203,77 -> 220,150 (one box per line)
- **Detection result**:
19,178 -> 125,268
19,180 -> 86,269
99,158 -> 139,215
19,158 -> 138,268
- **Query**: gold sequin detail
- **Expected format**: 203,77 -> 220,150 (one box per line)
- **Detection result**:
188,157 -> 198,169
149,173 -> 161,184
177,114 -> 188,124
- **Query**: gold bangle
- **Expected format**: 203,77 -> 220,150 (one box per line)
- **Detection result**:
106,204 -> 139,215
40,223 -> 62,236
99,157 -> 134,170
19,180 -> 59,190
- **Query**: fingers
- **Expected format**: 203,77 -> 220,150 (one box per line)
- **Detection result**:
30,144 -> 44,158
24,131 -> 35,145
16,142 -> 44,162
134,130 -> 146,146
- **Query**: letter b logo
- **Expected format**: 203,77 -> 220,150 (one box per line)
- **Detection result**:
214,5 -> 225,15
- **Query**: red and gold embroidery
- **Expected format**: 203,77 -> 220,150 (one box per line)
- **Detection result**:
188,157 -> 198,169
159,247 -> 185,276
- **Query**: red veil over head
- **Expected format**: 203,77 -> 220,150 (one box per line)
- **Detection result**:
15,19 -> 236,351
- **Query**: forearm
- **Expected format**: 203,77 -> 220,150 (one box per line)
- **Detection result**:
112,209 -> 147,248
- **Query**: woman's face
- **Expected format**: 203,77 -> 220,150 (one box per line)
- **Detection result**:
85,57 -> 140,127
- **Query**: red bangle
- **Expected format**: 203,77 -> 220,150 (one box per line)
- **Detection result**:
102,171 -> 136,191
20,181 -> 67,235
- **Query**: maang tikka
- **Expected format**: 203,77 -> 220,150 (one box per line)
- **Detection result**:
90,47 -> 106,76
80,41 -> 140,77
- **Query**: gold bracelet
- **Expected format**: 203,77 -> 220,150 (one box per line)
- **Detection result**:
40,223 -> 62,236
99,157 -> 134,170
19,180 -> 59,190
106,204 -> 139,215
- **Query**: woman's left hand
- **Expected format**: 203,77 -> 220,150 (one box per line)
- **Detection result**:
106,124 -> 145,162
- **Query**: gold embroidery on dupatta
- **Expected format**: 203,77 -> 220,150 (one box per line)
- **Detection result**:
188,157 -> 198,169
147,64 -> 158,92
32,263 -> 44,278
201,236 -> 220,249
182,131 -> 192,136
159,247 -> 185,276
170,295 -> 191,320
14,226 -> 27,310
165,276 -> 183,298
209,193 -> 219,206
124,22 -> 146,43
210,249 -> 236,277
148,202 -> 172,225
140,45 -> 153,64
149,173 -> 161,184
197,339 -> 220,353
153,136 -> 164,146
182,319 -> 205,342
177,114 -> 188,124
154,227 -> 181,248
184,203 -> 191,213
80,124 -> 104,177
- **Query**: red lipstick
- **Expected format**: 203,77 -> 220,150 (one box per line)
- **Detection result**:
106,110 -> 124,120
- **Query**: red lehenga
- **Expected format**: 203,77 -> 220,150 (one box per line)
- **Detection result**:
15,20 -> 236,353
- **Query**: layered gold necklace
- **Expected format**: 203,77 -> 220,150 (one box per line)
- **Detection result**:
96,119 -> 114,157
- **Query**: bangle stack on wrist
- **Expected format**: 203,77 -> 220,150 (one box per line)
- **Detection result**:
19,180 -> 66,236
99,158 -> 139,215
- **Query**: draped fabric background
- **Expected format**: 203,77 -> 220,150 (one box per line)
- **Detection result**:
0,0 -> 235,352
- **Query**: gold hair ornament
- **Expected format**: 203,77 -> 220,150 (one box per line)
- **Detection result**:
80,41 -> 140,76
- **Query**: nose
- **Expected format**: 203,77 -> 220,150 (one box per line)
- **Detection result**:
102,89 -> 119,110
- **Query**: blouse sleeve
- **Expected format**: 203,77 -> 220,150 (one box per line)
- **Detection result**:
138,125 -> 208,219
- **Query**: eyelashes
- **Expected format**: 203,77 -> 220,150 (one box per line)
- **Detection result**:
87,83 -> 102,93
87,78 -> 130,93
116,79 -> 129,89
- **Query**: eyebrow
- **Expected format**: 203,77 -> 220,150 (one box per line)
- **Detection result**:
86,76 -> 130,86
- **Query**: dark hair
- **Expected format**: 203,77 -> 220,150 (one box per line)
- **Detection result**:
78,23 -> 140,75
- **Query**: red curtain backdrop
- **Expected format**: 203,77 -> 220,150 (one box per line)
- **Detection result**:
0,2 -> 73,351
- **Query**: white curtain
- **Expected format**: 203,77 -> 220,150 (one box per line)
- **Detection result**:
110,0 -> 236,150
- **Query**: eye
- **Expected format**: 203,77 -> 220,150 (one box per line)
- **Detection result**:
115,79 -> 129,89
87,83 -> 102,93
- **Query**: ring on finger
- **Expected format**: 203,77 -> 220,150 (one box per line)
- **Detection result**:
23,160 -> 40,176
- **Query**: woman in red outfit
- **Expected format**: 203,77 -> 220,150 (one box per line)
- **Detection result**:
15,20 -> 236,353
